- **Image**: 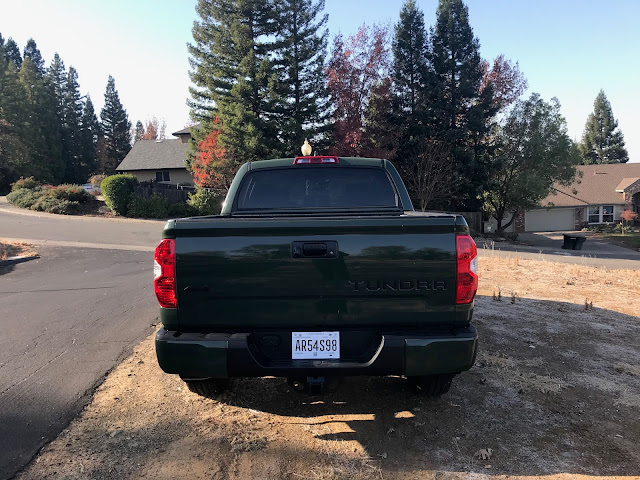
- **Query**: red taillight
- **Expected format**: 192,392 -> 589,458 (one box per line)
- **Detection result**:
293,156 -> 339,164
456,234 -> 478,304
154,239 -> 177,308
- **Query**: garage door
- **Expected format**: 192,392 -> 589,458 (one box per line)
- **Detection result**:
525,208 -> 574,232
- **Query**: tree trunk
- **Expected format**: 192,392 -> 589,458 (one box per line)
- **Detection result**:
498,211 -> 518,233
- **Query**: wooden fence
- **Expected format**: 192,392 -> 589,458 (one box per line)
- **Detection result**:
458,211 -> 483,234
134,182 -> 195,204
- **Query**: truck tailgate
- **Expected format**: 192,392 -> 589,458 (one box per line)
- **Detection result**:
167,214 -> 463,330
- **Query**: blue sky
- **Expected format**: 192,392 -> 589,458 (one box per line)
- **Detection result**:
1,0 -> 638,161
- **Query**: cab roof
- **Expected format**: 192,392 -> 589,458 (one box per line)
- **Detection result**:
247,157 -> 385,170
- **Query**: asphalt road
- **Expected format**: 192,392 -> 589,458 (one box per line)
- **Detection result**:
0,196 -> 162,251
0,247 -> 159,479
0,202 -> 165,479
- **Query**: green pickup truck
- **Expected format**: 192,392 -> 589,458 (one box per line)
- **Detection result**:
154,156 -> 478,396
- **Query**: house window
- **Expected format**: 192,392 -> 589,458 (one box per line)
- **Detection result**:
155,171 -> 170,182
588,205 -> 614,224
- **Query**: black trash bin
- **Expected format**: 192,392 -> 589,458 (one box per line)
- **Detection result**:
562,234 -> 586,250
561,234 -> 575,249
573,235 -> 586,250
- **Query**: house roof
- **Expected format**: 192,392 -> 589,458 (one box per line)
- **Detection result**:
541,163 -> 640,207
615,177 -> 640,192
171,124 -> 200,137
116,139 -> 188,171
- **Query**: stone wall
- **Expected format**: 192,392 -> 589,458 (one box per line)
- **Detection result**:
624,182 -> 640,210
514,211 -> 525,233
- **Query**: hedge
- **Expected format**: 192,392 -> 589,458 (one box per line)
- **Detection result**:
187,188 -> 221,215
100,174 -> 138,216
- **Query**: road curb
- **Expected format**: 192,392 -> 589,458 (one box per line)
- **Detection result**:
0,255 -> 40,266
0,237 -> 155,253
0,197 -> 164,225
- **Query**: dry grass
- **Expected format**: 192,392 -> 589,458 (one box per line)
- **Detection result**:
478,254 -> 640,316
0,240 -> 37,261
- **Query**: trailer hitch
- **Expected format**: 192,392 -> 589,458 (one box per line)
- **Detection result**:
286,376 -> 342,396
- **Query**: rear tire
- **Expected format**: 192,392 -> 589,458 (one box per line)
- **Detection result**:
184,378 -> 229,397
409,374 -> 455,397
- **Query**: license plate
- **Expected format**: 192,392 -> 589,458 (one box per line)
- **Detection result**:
292,331 -> 340,359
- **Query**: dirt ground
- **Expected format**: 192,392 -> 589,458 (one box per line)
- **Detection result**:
0,240 -> 37,260
17,255 -> 640,480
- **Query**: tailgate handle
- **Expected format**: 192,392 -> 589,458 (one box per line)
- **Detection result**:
291,241 -> 338,258
303,243 -> 327,256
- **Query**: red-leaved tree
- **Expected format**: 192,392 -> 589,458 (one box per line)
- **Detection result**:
326,25 -> 390,156
143,118 -> 159,140
481,55 -> 528,112
621,210 -> 639,223
190,119 -> 233,191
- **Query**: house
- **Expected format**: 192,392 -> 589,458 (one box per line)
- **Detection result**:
492,163 -> 640,233
115,126 -> 199,185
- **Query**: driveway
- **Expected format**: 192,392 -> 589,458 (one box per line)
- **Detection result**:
477,230 -> 640,270
518,231 -> 638,255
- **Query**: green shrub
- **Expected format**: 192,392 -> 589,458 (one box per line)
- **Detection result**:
48,184 -> 92,202
7,188 -> 41,208
127,194 -> 170,219
187,188 -> 220,215
31,196 -> 79,214
11,176 -> 41,192
168,202 -> 199,218
100,174 -> 138,215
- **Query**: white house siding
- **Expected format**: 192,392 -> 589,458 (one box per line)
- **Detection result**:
484,212 -> 514,233
613,205 -> 625,221
525,208 -> 574,232
121,169 -> 194,186
581,205 -> 625,225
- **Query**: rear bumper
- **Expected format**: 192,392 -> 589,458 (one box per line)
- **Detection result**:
155,326 -> 478,378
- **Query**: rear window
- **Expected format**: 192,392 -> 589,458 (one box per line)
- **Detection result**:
235,167 -> 398,211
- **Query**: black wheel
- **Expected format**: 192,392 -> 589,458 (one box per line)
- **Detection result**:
183,378 -> 230,397
409,374 -> 456,397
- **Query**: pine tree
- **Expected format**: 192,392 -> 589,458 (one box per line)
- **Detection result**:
361,78 -> 399,159
0,33 -> 6,65
392,0 -> 432,168
0,63 -> 26,132
47,53 -> 68,177
0,60 -> 30,190
272,0 -> 330,155
392,0 -> 429,124
47,54 -> 86,182
47,54 -> 66,122
188,0 -> 282,166
23,38 -> 45,74
4,38 -> 22,70
20,57 -> 64,183
79,95 -> 100,178
0,116 -> 29,193
100,75 -> 131,173
134,120 -> 144,142
62,66 -> 84,182
579,90 -> 628,164
429,0 -> 494,210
